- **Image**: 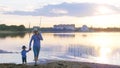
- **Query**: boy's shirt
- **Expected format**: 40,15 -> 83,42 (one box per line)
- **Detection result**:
21,50 -> 29,57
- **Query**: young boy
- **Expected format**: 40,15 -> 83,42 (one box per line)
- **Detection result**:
21,45 -> 30,64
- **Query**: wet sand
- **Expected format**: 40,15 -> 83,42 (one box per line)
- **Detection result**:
0,61 -> 120,68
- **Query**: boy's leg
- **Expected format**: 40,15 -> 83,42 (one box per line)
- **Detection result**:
22,57 -> 26,64
24,57 -> 27,64
22,57 -> 24,64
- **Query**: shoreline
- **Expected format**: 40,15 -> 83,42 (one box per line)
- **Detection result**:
0,60 -> 120,68
0,31 -> 26,34
1,30 -> 120,34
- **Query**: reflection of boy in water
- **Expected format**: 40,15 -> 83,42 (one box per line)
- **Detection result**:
29,28 -> 43,66
21,45 -> 30,64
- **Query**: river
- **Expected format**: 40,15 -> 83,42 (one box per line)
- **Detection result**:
0,32 -> 120,65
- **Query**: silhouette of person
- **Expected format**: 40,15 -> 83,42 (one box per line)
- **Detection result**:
21,45 -> 30,64
29,28 -> 43,66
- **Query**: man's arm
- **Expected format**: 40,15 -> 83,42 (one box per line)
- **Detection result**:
29,36 -> 33,50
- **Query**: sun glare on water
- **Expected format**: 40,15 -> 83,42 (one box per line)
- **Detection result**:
91,33 -> 113,63
97,47 -> 112,63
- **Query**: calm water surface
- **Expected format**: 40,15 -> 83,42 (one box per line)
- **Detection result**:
0,32 -> 120,65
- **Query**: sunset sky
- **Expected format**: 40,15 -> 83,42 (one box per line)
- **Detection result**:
0,0 -> 120,28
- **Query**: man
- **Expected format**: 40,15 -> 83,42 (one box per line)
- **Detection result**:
29,28 -> 43,66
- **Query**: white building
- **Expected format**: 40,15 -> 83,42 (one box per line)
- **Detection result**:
80,25 -> 90,32
54,24 -> 75,30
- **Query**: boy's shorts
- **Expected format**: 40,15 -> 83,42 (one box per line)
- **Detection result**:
22,57 -> 26,62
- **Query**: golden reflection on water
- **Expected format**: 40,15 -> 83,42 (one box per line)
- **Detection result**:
1,32 -> 120,64
88,32 -> 118,63
96,47 -> 112,63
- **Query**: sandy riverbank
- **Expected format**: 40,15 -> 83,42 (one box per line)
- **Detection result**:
0,61 -> 120,68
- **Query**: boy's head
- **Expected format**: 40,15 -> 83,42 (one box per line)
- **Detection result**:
22,45 -> 26,50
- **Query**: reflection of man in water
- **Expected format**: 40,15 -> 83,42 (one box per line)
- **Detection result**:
29,28 -> 43,66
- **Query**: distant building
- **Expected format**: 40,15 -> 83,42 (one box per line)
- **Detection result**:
54,24 -> 75,31
80,25 -> 90,32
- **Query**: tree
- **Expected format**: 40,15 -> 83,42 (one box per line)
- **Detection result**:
17,25 -> 26,31
0,24 -> 26,31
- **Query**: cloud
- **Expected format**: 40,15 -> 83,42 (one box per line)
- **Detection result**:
0,6 -> 10,12
3,2 -> 120,17
50,8 -> 68,15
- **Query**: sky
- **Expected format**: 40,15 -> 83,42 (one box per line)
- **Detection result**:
0,0 -> 120,28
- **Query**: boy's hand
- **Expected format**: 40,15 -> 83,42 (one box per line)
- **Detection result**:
29,48 -> 31,50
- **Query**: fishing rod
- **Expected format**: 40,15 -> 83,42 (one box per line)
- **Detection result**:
39,17 -> 42,30
38,16 -> 42,34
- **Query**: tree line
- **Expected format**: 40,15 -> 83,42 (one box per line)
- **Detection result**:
0,24 -> 26,31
